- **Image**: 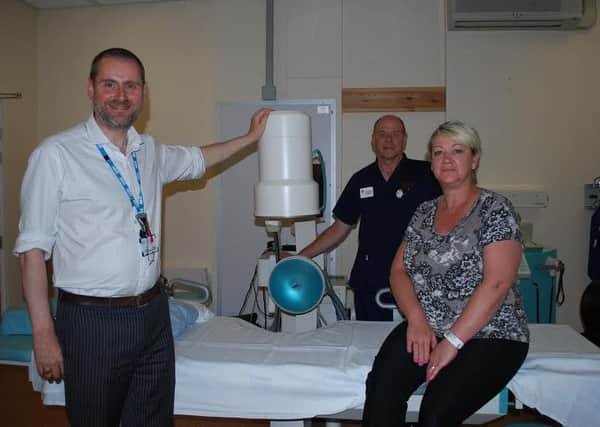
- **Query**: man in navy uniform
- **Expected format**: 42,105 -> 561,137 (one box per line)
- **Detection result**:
298,115 -> 440,320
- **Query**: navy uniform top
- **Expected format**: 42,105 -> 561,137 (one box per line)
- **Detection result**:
333,155 -> 440,294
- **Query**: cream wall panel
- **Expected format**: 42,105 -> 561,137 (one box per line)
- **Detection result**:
285,77 -> 342,101
274,0 -> 342,99
446,25 -> 600,329
215,0 -> 266,102
342,0 -> 445,87
0,0 -> 37,308
283,0 -> 341,79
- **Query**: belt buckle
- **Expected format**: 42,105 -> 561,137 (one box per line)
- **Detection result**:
136,285 -> 158,308
136,292 -> 149,308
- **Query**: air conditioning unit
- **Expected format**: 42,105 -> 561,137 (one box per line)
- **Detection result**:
448,0 -> 597,30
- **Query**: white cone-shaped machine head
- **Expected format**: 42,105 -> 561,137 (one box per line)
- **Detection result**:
254,110 -> 319,218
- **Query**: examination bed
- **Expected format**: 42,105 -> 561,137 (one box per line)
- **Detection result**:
27,315 -> 600,427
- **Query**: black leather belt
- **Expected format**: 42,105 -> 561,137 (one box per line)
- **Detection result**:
59,282 -> 161,307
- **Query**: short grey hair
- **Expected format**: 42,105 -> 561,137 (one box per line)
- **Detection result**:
428,120 -> 481,156
372,115 -> 407,136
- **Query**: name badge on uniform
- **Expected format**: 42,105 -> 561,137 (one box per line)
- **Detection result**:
360,186 -> 374,199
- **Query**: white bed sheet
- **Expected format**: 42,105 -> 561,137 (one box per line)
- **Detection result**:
508,324 -> 600,427
175,317 -> 393,419
30,319 -> 600,425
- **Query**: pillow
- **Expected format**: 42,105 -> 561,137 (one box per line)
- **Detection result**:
169,300 -> 200,338
178,299 -> 215,323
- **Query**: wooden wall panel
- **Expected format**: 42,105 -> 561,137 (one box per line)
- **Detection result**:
342,87 -> 446,112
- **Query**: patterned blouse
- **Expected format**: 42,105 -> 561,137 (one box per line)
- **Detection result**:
403,189 -> 529,343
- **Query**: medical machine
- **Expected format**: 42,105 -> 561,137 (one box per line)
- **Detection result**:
254,110 -> 345,332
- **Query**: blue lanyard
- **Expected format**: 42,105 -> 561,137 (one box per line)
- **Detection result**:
96,144 -> 145,214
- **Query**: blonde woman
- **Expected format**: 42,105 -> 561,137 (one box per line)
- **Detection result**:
362,121 -> 529,427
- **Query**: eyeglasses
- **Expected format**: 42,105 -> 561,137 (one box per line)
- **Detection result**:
97,79 -> 143,95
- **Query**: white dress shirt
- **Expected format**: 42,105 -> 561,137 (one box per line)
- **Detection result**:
14,115 -> 205,297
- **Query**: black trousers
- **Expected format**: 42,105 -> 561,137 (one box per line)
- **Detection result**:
362,322 -> 528,427
353,287 -> 393,321
56,289 -> 175,427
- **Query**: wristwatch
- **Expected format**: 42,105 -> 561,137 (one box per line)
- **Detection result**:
443,330 -> 464,350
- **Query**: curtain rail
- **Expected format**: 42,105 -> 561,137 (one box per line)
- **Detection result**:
0,92 -> 22,99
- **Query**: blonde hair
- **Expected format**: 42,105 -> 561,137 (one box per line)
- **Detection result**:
428,120 -> 481,156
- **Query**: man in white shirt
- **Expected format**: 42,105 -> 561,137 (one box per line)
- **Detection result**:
14,47 -> 270,427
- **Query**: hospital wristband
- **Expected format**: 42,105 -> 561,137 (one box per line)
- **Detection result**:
443,331 -> 464,350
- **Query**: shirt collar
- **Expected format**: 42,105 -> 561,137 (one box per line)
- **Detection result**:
85,113 -> 144,154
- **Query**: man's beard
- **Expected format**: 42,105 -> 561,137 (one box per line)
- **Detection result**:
93,100 -> 141,130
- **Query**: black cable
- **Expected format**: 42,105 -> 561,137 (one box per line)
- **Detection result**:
238,246 -> 278,327
555,260 -> 566,306
238,265 -> 258,316
262,287 -> 268,329
548,281 -> 554,323
531,282 -> 540,323
270,307 -> 281,332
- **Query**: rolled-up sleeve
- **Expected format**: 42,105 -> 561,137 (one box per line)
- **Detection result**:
159,144 -> 205,184
14,143 -> 63,260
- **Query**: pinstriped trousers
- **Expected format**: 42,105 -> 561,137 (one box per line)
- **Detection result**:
55,289 -> 175,427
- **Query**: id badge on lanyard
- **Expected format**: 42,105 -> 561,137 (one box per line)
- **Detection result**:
136,212 -> 159,264
97,144 -> 159,264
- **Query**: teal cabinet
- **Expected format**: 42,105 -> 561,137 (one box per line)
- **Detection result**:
517,248 -> 559,324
